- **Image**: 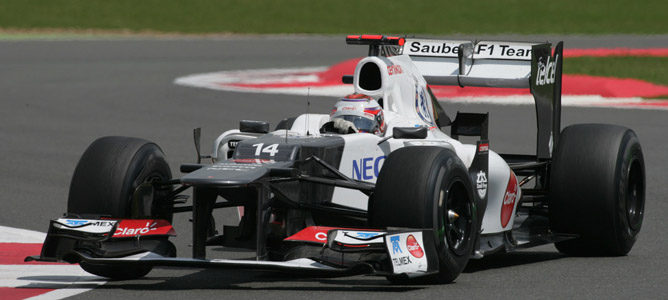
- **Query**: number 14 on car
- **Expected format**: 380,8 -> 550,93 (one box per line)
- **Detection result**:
252,143 -> 279,156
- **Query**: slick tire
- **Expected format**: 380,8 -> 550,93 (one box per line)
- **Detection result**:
369,146 -> 477,284
68,136 -> 174,279
550,124 -> 645,256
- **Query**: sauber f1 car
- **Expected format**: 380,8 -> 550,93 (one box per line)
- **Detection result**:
27,35 -> 646,283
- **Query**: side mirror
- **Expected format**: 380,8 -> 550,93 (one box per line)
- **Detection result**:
393,127 -> 428,139
240,120 -> 270,134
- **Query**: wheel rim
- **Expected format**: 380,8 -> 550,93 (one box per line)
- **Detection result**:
626,159 -> 644,231
441,180 -> 473,256
128,172 -> 170,219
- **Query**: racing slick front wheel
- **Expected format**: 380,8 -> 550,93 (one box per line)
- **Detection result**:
68,136 -> 175,279
369,146 -> 477,284
550,124 -> 645,256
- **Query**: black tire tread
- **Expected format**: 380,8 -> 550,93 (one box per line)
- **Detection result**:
370,146 -> 476,284
68,136 -> 171,218
550,124 -> 645,256
68,136 -> 173,280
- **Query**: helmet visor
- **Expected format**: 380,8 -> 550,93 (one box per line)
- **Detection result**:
340,115 -> 379,133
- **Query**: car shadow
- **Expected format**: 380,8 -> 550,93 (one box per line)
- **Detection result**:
89,251 -> 565,292
18,251 -> 565,292
91,269 -> 421,292
463,250 -> 566,273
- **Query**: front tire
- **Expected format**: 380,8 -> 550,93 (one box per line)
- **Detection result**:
68,136 -> 174,279
549,124 -> 645,256
369,146 -> 477,283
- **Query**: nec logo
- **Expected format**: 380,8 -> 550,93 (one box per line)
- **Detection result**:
352,156 -> 386,180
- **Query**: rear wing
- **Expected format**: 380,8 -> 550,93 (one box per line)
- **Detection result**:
403,38 -> 564,159
346,35 -> 563,159
406,39 -> 536,88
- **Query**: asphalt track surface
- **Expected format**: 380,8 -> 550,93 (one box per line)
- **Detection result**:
1,35 -> 668,299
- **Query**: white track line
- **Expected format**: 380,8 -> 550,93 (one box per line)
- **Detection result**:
174,67 -> 668,110
0,225 -> 106,299
0,225 -> 47,243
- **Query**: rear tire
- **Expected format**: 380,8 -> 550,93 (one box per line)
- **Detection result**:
369,146 -> 477,284
68,136 -> 174,279
550,124 -> 645,256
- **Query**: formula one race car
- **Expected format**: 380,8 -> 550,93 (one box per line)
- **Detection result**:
28,35 -> 646,283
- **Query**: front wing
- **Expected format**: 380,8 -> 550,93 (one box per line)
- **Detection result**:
27,218 -> 441,279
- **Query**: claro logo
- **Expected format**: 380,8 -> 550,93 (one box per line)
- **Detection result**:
535,54 -> 559,86
406,234 -> 424,258
500,171 -> 519,228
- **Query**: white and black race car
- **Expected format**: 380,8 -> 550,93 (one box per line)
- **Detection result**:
28,35 -> 645,283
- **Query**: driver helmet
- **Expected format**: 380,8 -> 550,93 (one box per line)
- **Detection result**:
330,94 -> 386,136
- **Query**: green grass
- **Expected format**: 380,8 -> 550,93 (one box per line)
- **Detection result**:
565,57 -> 668,86
0,1 -> 665,92
0,0 -> 666,35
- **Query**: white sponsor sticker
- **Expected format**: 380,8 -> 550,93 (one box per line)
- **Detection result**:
476,170 -> 488,199
53,218 -> 116,234
405,39 -> 468,58
333,230 -> 385,245
404,140 -> 450,147
206,162 -> 263,172
405,39 -> 534,61
415,85 -> 435,126
385,232 -> 428,274
472,42 -> 534,60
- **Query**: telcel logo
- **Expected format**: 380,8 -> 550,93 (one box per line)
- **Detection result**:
536,54 -> 559,86
352,156 -> 385,180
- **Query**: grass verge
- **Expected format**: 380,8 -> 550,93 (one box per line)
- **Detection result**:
565,57 -> 668,86
0,0 -> 666,35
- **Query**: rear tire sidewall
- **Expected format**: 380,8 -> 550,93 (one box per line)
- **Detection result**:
550,124 -> 645,256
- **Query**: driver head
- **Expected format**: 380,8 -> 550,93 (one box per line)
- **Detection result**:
330,94 -> 386,136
